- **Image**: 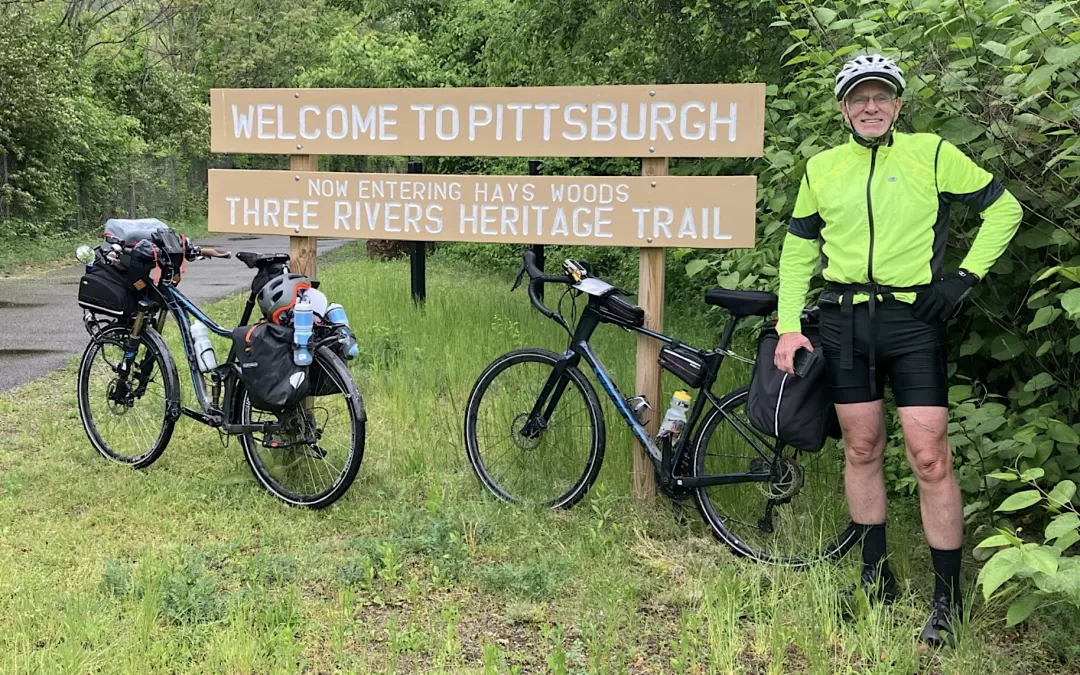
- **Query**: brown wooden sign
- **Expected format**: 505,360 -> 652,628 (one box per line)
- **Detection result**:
209,84 -> 765,158
208,170 -> 757,248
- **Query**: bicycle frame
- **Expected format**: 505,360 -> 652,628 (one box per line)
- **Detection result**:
528,293 -> 776,491
119,276 -> 266,431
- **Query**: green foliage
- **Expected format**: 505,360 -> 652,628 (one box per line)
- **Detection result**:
976,470 -> 1080,628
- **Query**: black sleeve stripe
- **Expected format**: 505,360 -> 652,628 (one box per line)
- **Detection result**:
941,178 -> 1006,212
788,213 -> 824,239
934,138 -> 943,194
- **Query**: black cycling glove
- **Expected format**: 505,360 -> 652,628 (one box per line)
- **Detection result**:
912,269 -> 979,323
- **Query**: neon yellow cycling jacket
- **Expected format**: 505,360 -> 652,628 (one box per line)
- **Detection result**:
777,131 -> 1023,334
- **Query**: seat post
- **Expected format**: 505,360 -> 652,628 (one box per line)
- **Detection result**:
717,315 -> 737,352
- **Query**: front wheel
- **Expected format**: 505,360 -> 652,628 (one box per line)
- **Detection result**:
77,324 -> 180,468
237,345 -> 366,509
464,348 -> 605,509
691,385 -> 858,566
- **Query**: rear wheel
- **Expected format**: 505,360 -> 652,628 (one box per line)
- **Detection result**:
77,324 -> 179,468
238,345 -> 365,509
692,385 -> 857,566
464,348 -> 605,509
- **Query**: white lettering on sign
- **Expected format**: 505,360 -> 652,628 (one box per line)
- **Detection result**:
212,171 -> 752,248
227,101 -> 741,144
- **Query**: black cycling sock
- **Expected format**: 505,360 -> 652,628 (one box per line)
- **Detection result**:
930,546 -> 962,609
858,522 -> 892,580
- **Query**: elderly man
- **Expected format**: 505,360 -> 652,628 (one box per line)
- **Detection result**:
774,53 -> 1022,646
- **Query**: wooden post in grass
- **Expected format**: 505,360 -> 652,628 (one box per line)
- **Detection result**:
528,160 -> 545,301
408,160 -> 427,306
289,154 -> 319,280
633,156 -> 669,501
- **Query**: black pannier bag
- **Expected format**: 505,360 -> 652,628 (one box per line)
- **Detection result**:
78,264 -> 140,319
746,313 -> 841,452
231,322 -> 311,413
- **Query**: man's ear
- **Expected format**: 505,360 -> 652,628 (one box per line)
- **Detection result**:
838,100 -> 849,124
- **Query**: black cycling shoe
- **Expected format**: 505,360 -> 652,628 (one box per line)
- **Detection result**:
857,564 -> 899,603
918,596 -> 959,648
842,565 -> 898,617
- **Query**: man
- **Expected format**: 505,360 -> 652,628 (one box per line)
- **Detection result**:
774,53 -> 1022,647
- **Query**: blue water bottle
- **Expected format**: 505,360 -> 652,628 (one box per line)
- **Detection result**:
325,302 -> 359,358
292,294 -> 313,366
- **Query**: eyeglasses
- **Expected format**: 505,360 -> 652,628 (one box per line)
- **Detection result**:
845,93 -> 897,109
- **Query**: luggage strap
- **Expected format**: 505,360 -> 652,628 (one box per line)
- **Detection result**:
823,282 -> 931,399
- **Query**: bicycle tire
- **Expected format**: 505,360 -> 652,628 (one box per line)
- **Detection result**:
77,324 -> 180,469
691,384 -> 858,567
464,348 -> 605,509
237,345 -> 365,509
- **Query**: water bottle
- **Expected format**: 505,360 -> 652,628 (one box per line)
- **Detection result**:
325,302 -> 359,359
292,293 -> 313,367
325,303 -> 349,326
657,391 -> 692,440
191,321 -> 217,372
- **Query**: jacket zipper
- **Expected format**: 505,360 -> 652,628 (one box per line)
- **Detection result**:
866,146 -> 878,283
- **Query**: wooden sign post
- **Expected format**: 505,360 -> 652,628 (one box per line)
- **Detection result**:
208,84 -> 765,502
289,154 -> 319,279
635,155 -> 668,500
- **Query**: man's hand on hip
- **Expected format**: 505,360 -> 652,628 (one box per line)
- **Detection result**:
775,332 -> 813,375
912,269 -> 979,323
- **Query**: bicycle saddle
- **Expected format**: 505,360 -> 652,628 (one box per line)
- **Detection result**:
704,289 -> 778,317
237,251 -> 291,270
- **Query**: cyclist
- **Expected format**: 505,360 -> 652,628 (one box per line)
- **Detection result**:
773,53 -> 1022,647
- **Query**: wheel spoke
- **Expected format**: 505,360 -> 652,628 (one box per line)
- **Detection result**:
693,387 -> 853,566
465,350 -> 603,509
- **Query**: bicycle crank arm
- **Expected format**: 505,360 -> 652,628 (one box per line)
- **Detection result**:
220,422 -> 279,435
181,406 -> 223,427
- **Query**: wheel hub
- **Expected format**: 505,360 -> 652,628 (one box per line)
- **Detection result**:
510,412 -> 544,451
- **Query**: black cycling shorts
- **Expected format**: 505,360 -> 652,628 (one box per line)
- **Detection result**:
819,299 -> 948,408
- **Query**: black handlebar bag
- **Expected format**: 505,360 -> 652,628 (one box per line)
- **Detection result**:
747,315 -> 841,453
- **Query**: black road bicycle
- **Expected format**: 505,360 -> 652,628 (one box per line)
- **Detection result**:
77,243 -> 365,509
464,252 -> 858,565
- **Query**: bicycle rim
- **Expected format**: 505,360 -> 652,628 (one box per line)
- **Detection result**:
239,346 -> 365,508
77,325 -> 177,468
464,348 -> 605,509
693,386 -> 857,566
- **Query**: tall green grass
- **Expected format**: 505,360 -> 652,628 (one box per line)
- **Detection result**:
0,246 -> 1072,673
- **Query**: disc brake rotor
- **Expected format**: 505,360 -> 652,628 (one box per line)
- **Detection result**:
510,412 -> 543,451
750,456 -> 805,502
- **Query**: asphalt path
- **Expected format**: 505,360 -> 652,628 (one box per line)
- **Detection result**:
0,233 -> 348,392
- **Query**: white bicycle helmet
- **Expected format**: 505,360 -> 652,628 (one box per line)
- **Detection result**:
257,272 -> 312,324
834,54 -> 905,100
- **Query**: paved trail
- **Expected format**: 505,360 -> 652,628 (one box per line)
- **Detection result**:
0,233 -> 347,392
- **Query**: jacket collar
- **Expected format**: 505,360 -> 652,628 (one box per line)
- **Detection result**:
847,130 -> 897,154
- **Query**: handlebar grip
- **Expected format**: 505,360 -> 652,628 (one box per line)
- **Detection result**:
522,250 -> 572,284
528,278 -> 554,319
200,248 -> 232,259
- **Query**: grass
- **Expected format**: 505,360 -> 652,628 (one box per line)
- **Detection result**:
0,242 -> 1074,673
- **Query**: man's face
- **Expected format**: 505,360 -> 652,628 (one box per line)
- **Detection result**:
840,80 -> 901,138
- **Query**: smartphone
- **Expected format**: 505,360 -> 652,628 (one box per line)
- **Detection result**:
792,347 -> 820,378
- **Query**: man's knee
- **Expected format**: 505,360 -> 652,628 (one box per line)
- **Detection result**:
843,433 -> 885,466
910,447 -> 953,484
